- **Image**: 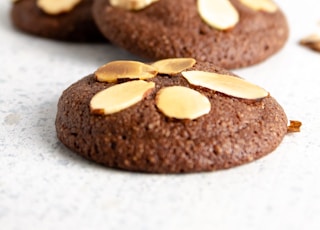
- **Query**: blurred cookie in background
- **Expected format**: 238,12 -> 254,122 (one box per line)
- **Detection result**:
11,0 -> 105,42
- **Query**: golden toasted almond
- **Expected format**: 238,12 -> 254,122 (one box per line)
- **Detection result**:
95,60 -> 158,83
182,71 -> 269,100
238,0 -> 278,13
90,80 -> 155,115
197,0 -> 239,30
156,86 -> 211,120
151,58 -> 196,75
37,0 -> 81,15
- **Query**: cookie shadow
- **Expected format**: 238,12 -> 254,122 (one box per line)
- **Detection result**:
30,94 -> 106,171
0,2 -> 14,31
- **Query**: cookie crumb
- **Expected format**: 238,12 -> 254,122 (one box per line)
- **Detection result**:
287,120 -> 302,133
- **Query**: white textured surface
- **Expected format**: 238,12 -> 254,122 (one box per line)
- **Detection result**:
1,1 -> 320,229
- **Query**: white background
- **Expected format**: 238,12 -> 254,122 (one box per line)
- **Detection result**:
1,1 -> 320,229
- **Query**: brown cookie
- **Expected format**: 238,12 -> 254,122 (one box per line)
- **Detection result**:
93,0 -> 289,69
11,0 -> 105,42
55,59 -> 288,173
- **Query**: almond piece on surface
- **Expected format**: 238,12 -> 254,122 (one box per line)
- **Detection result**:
182,71 -> 269,100
90,80 -> 155,115
95,60 -> 158,83
110,0 -> 159,11
197,0 -> 239,30
37,0 -> 81,15
151,58 -> 196,75
156,86 -> 211,120
238,0 -> 278,13
300,34 -> 320,52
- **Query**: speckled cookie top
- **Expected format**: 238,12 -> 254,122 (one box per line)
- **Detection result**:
56,60 -> 288,173
93,0 -> 289,69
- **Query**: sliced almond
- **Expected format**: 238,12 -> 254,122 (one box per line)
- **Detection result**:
182,71 -> 269,100
37,0 -> 81,15
151,58 -> 196,75
110,0 -> 159,11
238,0 -> 278,13
90,80 -> 155,115
156,86 -> 211,120
300,34 -> 320,52
95,61 -> 158,83
197,0 -> 239,30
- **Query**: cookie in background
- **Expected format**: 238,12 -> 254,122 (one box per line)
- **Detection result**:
11,0 -> 105,42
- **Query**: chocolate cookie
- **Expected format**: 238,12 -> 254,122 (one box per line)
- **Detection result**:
93,0 -> 289,69
11,0 -> 105,42
56,58 -> 288,173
